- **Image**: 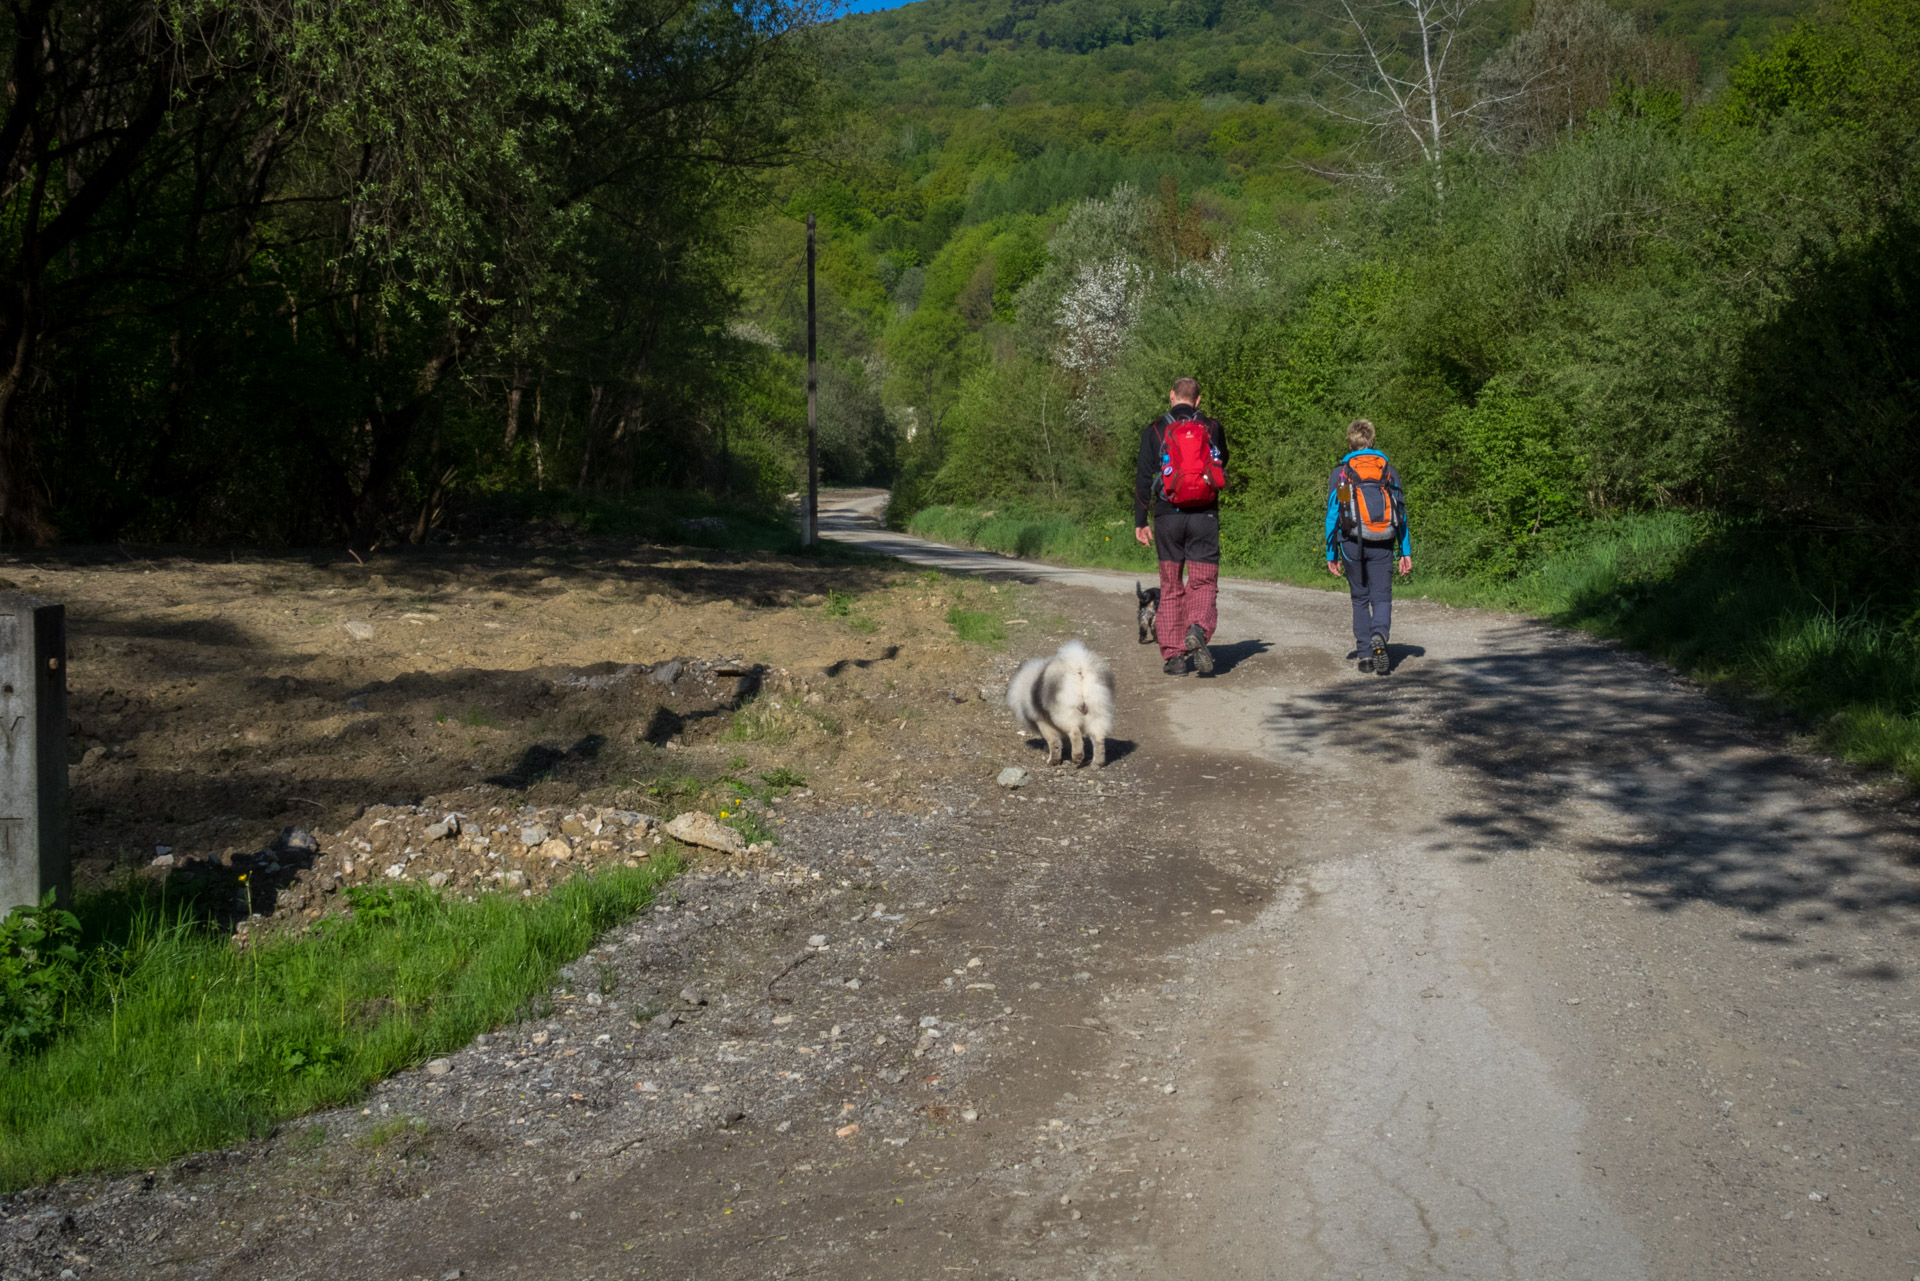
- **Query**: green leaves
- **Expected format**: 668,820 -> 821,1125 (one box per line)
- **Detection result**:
1440,379 -> 1584,577
0,892 -> 85,1054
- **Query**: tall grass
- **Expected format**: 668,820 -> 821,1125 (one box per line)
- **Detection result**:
0,857 -> 680,1192
907,503 -> 1920,784
1544,520 -> 1920,779
907,504 -> 1156,571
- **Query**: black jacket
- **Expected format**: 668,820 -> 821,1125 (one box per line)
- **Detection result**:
1135,403 -> 1228,526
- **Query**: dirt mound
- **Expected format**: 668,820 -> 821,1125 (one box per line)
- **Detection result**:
0,540 -> 1010,891
155,784 -> 830,936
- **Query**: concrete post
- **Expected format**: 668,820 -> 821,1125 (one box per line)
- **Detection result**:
0,591 -> 68,912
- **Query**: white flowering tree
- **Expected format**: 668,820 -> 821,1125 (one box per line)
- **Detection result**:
1054,256 -> 1147,374
1016,183 -> 1156,387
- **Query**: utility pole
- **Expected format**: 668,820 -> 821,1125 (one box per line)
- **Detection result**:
804,213 -> 819,546
1,590 -> 68,912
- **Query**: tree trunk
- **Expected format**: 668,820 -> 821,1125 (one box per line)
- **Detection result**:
577,383 -> 604,490
0,365 -> 55,545
345,345 -> 460,546
505,365 -> 525,446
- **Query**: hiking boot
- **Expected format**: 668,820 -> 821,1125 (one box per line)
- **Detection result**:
1370,632 -> 1390,677
1163,654 -> 1191,676
1186,623 -> 1214,676
1357,656 -> 1375,674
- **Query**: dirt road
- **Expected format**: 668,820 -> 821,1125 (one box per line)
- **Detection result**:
815,491 -> 1920,1279
5,494 -> 1917,1281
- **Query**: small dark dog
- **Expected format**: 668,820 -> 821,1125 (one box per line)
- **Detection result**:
1135,581 -> 1160,644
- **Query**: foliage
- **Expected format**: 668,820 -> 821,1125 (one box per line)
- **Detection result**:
0,893 -> 84,1053
0,860 -> 680,1191
871,0 -> 1916,587
2,0 -> 835,546
852,0 -> 1920,789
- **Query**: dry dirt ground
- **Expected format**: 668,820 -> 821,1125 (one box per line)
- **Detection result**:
4,492 -> 1920,1281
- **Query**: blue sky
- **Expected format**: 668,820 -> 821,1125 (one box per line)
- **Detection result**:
838,0 -> 918,12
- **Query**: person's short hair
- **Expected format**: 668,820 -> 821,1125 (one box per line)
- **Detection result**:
1347,418 -> 1376,450
1171,377 -> 1200,404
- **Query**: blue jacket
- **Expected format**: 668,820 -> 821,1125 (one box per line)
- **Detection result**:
1325,449 -> 1412,560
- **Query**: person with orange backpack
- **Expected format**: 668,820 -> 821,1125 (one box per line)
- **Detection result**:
1325,418 -> 1412,675
1134,377 -> 1228,676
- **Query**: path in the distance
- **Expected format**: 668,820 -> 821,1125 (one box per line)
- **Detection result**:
820,488 -> 1920,1280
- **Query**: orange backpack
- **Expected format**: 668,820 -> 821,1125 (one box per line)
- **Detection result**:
1335,455 -> 1404,544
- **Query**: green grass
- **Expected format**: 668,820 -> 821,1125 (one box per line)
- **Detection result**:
819,587 -> 880,634
942,579 -> 1028,648
908,502 -> 1920,785
0,858 -> 681,1192
947,606 -> 1007,646
1541,519 -> 1920,781
721,696 -> 796,745
713,769 -> 808,846
907,504 -> 1155,573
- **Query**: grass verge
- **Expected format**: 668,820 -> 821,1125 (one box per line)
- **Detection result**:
0,857 -> 680,1192
907,504 -> 1155,573
907,503 -> 1920,786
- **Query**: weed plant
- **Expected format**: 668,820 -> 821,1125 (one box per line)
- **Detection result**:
819,587 -> 880,634
721,697 -> 797,745
0,858 -> 680,1192
712,769 -> 807,846
941,580 -> 1035,648
947,606 -> 1007,646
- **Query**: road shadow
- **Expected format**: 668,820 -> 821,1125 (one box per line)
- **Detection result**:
1383,643 -> 1426,673
1206,638 -> 1272,675
1012,736 -> 1136,767
1264,621 -> 1920,931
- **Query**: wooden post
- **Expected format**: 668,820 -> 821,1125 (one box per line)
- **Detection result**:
805,212 -> 819,546
0,591 -> 68,912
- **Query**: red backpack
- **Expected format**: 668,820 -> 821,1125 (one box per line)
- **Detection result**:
1158,416 -> 1225,508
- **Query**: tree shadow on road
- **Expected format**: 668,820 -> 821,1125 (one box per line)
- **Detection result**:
1265,621 -> 1920,931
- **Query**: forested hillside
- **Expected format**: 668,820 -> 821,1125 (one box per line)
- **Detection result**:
757,0 -> 1918,776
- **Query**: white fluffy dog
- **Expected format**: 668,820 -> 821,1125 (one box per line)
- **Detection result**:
1006,640 -> 1115,768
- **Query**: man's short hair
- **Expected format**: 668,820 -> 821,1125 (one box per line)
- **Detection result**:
1347,418 -> 1376,450
1171,377 -> 1200,404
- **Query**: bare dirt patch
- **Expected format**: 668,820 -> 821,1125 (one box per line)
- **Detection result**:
0,540 -> 1264,1281
6,540 -> 1044,914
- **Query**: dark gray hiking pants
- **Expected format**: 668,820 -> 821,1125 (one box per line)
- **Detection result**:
1341,540 -> 1394,649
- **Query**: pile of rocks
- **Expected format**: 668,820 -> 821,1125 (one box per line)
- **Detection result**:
156,790 -> 803,929
326,800 -> 667,899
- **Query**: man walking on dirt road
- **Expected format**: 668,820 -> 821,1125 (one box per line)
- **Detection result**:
1325,417 -> 1412,675
1135,377 -> 1228,676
